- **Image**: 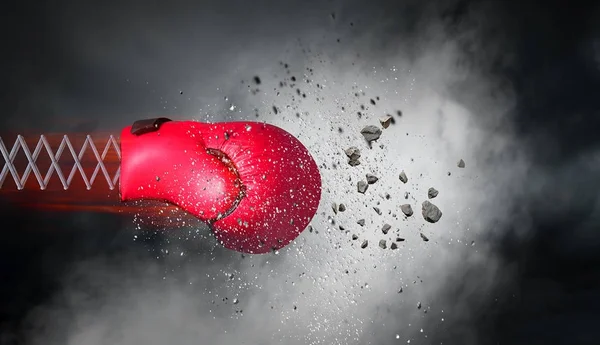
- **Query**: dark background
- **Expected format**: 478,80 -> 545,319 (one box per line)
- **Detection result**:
1,0 -> 600,344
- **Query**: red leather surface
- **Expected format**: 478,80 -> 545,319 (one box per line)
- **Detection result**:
119,120 -> 321,254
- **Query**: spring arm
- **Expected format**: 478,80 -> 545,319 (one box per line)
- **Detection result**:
0,135 -> 121,190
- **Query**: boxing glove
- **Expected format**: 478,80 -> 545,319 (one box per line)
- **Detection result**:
119,118 -> 321,254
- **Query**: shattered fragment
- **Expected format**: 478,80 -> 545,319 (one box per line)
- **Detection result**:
420,233 -> 429,242
345,147 -> 361,166
357,219 -> 366,226
361,240 -> 368,249
338,204 -> 346,212
400,204 -> 413,217
422,201 -> 443,223
357,181 -> 368,193
382,224 -> 391,234
396,237 -> 405,242
366,173 -> 379,184
373,207 -> 382,215
390,242 -> 398,250
379,115 -> 393,129
404,192 -> 409,199
345,147 -> 361,160
379,240 -> 387,249
398,287 -> 403,293
352,234 -> 358,240
428,187 -> 439,199
360,125 -> 382,143
399,170 -> 408,183
457,159 -> 465,168
332,203 -> 338,214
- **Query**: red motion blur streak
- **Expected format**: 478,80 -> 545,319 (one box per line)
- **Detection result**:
0,132 -> 182,225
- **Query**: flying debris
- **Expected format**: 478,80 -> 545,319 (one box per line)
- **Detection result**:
345,147 -> 361,166
399,170 -> 408,183
366,173 -> 379,184
400,204 -> 413,217
382,224 -> 391,234
427,187 -> 439,199
360,125 -> 382,143
379,115 -> 393,128
357,181 -> 368,194
422,201 -> 442,223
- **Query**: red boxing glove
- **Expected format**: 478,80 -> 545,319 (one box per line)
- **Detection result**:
119,118 -> 321,254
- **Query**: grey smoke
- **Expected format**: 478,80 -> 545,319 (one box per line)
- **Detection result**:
6,1 -> 571,345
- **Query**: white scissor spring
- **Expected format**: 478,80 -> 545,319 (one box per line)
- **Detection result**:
0,135 -> 121,190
